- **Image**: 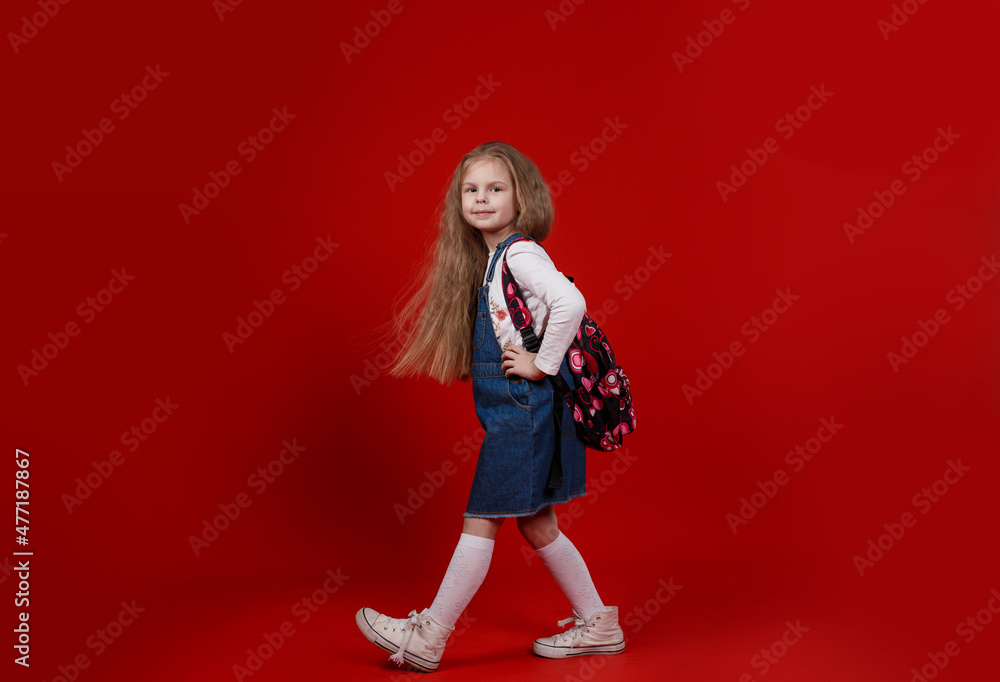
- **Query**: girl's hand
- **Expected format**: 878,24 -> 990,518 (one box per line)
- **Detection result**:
501,346 -> 546,381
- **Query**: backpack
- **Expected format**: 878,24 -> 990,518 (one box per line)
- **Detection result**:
499,237 -> 636,453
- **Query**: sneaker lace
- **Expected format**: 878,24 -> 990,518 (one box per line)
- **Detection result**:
387,610 -> 421,666
554,613 -> 593,649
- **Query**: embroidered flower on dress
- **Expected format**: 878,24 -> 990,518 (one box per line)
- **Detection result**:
488,297 -> 507,333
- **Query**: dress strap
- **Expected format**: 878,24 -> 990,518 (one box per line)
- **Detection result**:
485,233 -> 528,283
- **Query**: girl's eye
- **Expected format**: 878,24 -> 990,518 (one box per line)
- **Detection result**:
490,186 -> 502,192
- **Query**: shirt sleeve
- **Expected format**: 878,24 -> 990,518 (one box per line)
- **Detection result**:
505,242 -> 586,375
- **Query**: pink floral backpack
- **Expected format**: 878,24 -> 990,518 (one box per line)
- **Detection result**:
500,236 -> 636,453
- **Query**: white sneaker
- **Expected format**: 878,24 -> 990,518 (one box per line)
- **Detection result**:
355,607 -> 454,672
532,606 -> 626,658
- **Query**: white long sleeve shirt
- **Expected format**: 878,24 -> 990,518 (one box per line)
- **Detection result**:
483,240 -> 586,375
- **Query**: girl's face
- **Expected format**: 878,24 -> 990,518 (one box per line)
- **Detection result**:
461,157 -> 519,244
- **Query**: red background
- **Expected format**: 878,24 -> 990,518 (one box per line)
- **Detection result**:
4,0 -> 999,680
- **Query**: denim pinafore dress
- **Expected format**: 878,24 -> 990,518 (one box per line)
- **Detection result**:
464,233 -> 587,518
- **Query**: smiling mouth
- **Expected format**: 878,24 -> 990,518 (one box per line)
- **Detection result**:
473,211 -> 493,216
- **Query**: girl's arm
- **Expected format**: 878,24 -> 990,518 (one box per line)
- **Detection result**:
504,244 -> 586,376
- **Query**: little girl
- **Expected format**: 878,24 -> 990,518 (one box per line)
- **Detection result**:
355,141 -> 625,672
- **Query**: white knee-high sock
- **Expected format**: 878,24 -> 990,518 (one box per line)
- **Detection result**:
428,533 -> 494,628
535,531 -> 606,621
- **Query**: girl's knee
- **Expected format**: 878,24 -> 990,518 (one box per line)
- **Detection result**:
517,507 -> 560,549
462,516 -> 503,539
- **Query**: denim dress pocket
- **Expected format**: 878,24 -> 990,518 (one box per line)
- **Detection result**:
506,377 -> 533,411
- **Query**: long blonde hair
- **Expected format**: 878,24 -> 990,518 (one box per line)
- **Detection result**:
389,141 -> 554,384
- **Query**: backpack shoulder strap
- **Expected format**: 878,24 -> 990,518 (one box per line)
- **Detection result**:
500,238 -> 541,353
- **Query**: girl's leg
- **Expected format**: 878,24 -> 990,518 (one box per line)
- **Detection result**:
515,504 -> 559,549
519,506 -> 606,620
462,516 -> 504,539
427,517 -> 504,628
